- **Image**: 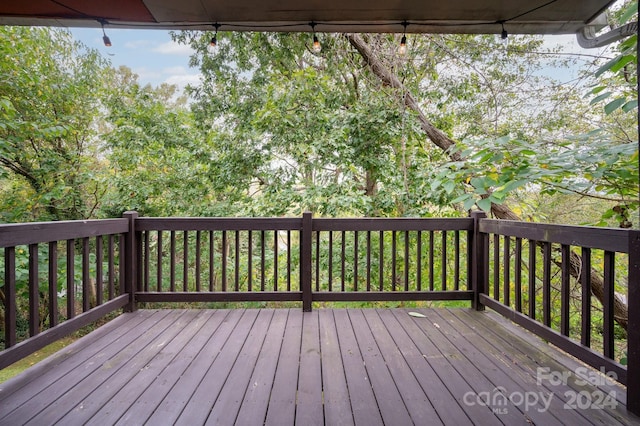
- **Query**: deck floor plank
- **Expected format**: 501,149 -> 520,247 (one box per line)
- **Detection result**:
143,309 -> 247,425
294,311 -> 324,426
27,310 -> 193,425
174,309 -> 260,425
333,309 -> 385,426
1,310 -> 178,426
234,309 -> 289,425
0,310 -> 164,414
422,308 -> 581,425
264,309 -> 303,425
113,309 -> 229,425
205,309 -> 276,425
372,309 -> 476,425
349,309 -> 428,425
318,309 -> 354,426
451,308 -> 626,426
399,309 -> 534,425
0,307 -> 638,426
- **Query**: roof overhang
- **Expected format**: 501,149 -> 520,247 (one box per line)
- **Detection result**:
0,0 -> 616,34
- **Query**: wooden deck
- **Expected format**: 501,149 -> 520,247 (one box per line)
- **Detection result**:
0,308 -> 637,425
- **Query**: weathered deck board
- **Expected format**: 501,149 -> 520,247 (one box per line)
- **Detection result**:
0,308 -> 638,426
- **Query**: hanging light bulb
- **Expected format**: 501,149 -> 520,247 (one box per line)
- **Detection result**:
310,22 -> 321,53
99,19 -> 111,47
207,23 -> 220,54
399,35 -> 407,55
500,22 -> 508,40
398,21 -> 408,55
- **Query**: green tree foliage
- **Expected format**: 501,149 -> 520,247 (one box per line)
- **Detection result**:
0,27 -> 109,222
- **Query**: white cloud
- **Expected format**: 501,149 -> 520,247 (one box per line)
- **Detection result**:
152,41 -> 195,56
164,73 -> 202,88
163,66 -> 189,75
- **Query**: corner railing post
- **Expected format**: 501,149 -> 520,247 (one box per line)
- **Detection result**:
301,212 -> 313,312
123,211 -> 139,312
471,210 -> 487,311
627,230 -> 640,415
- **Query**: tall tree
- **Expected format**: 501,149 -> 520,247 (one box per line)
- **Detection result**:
0,27 -> 109,222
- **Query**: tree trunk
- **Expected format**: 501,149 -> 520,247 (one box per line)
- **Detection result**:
347,33 -> 629,332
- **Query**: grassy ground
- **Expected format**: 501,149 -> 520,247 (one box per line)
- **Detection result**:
0,337 -> 76,383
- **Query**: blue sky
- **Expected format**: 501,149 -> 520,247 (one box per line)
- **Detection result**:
70,27 -> 200,90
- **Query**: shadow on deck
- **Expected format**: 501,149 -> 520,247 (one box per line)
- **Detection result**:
0,308 -> 637,425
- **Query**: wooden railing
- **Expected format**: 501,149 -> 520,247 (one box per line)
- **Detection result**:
0,210 -> 637,414
0,218 -> 130,368
133,213 -> 475,310
473,211 -> 639,414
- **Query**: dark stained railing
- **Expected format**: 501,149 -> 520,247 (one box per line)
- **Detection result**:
474,211 -> 639,414
310,217 -> 474,303
0,219 -> 130,368
0,211 -> 637,414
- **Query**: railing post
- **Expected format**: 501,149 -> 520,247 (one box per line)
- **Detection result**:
301,211 -> 313,312
470,210 -> 487,311
627,230 -> 640,415
123,211 -> 139,312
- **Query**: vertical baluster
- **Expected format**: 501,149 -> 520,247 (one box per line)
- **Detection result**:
29,244 -> 39,336
107,235 -> 116,300
429,231 -> 434,291
248,230 -> 253,292
391,231 -> 397,292
366,231 -> 371,292
118,235 -> 125,295
222,230 -> 227,292
341,231 -> 346,292
82,238 -> 90,312
404,231 -> 410,291
542,242 -> 552,327
144,231 -> 150,292
493,234 -> 499,301
454,230 -> 460,291
67,240 -> 75,318
156,231 -> 163,292
96,236 -> 103,306
316,231 -> 321,292
274,230 -> 279,292
196,231 -> 202,292
441,231 -> 447,291
108,235 -> 115,299
235,231 -> 240,292
260,230 -> 266,291
514,238 -> 522,312
49,242 -> 58,327
581,247 -> 592,347
378,231 -> 384,291
287,230 -> 292,292
528,240 -> 536,319
170,231 -> 176,292
4,247 -> 17,347
328,231 -> 333,292
603,251 -> 615,358
183,231 -> 189,292
354,231 -> 359,292
503,236 -> 510,307
560,245 -> 570,335
417,231 -> 422,291
209,231 -> 215,291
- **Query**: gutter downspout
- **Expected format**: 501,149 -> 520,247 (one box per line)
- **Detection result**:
577,19 -> 638,48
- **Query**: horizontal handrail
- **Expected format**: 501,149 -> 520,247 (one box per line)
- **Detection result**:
135,217 -> 302,232
313,217 -> 473,232
479,219 -> 628,253
0,219 -> 128,248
